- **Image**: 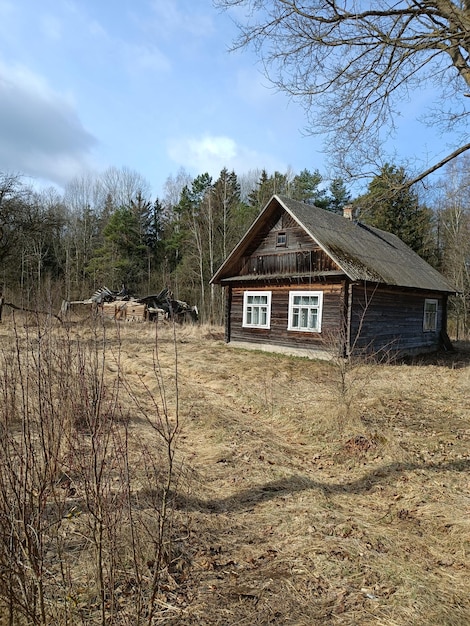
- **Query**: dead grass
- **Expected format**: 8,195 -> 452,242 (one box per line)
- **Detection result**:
0,316 -> 469,624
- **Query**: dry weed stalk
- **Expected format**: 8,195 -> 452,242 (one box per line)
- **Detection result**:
120,319 -> 183,625
322,284 -> 396,432
0,313 -> 185,625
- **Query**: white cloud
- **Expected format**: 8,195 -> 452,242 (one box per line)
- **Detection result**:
87,19 -> 108,39
40,15 -> 63,41
0,60 -> 97,186
167,134 -> 286,178
235,67 -> 274,106
127,44 -> 171,73
148,0 -> 214,39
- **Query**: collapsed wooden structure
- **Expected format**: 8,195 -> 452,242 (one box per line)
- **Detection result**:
61,287 -> 198,323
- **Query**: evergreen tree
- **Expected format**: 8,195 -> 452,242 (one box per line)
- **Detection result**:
356,164 -> 436,262
176,174 -> 213,318
144,198 -> 165,262
130,190 -> 152,240
211,168 -> 242,259
247,170 -> 288,211
86,207 -> 147,290
326,178 -> 351,213
290,168 -> 327,207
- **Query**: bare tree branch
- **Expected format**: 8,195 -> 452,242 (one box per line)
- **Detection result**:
407,142 -> 470,187
216,0 -> 470,181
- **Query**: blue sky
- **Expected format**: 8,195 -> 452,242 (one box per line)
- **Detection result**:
0,0 -> 454,199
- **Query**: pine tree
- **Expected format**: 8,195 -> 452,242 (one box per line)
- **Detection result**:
86,207 -> 147,290
326,178 -> 351,213
176,174 -> 213,319
211,168 -> 241,259
357,164 -> 436,262
289,168 -> 326,207
247,170 -> 288,211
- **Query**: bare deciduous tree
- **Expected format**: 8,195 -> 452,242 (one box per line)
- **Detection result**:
215,0 -> 470,184
434,156 -> 470,337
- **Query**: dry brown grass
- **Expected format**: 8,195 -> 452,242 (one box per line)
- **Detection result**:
0,315 -> 469,625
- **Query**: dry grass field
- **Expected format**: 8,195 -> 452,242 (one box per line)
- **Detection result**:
0,315 -> 469,625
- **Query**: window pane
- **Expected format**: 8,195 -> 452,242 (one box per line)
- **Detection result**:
244,292 -> 271,327
289,291 -> 322,332
424,300 -> 437,331
310,310 -> 318,329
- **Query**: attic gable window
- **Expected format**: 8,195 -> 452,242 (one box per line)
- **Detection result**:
243,291 -> 271,329
423,298 -> 438,332
288,291 -> 323,333
276,232 -> 287,247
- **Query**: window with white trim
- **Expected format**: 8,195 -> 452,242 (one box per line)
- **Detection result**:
243,291 -> 272,329
423,298 -> 438,332
288,291 -> 323,332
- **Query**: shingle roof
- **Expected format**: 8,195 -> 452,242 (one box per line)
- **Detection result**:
212,195 -> 456,293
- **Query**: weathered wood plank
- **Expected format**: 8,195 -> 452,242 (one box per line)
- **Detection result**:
350,284 -> 444,353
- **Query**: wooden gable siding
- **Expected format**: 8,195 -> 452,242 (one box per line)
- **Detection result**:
238,207 -> 339,277
349,284 -> 444,355
239,247 -> 336,276
228,282 -> 344,350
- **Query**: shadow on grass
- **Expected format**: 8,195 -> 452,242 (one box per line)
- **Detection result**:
172,456 -> 470,513
398,341 -> 470,369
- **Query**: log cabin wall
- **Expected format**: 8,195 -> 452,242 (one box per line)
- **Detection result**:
349,283 -> 444,355
214,197 -> 454,358
228,281 -> 345,351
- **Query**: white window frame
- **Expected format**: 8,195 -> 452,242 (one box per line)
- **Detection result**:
288,290 -> 323,333
243,290 -> 272,329
423,298 -> 438,332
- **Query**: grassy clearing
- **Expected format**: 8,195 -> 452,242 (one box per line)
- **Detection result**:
0,315 -> 469,624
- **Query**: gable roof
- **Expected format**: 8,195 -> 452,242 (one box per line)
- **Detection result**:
211,194 -> 456,293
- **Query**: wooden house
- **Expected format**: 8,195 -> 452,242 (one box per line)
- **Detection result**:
211,195 -> 456,358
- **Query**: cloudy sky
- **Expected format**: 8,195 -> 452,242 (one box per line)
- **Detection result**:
0,0 -> 449,198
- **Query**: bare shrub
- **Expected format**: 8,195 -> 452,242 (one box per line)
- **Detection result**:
0,314 -> 185,625
320,287 -> 397,434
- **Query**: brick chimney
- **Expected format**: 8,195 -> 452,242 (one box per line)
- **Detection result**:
343,205 -> 354,220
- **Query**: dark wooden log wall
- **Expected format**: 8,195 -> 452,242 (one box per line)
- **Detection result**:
349,284 -> 444,355
228,281 -> 344,351
226,281 -> 446,356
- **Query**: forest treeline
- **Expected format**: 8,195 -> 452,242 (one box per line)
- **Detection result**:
0,159 -> 469,334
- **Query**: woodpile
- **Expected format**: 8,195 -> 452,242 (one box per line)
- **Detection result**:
122,302 -> 147,322
101,301 -> 147,321
101,302 -> 119,319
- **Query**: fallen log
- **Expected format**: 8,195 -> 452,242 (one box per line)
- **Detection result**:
2,300 -> 63,322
